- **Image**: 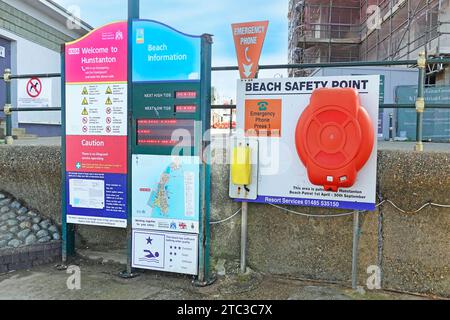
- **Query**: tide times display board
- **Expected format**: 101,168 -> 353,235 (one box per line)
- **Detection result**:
64,21 -> 128,228
236,76 -> 380,211
130,20 -> 211,275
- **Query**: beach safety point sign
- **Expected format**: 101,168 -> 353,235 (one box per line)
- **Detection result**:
232,21 -> 268,79
236,76 -> 380,211
64,21 -> 128,228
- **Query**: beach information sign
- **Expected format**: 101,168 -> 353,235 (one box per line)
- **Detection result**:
130,20 -> 211,276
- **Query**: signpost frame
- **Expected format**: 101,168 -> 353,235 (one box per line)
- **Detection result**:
61,44 -> 76,264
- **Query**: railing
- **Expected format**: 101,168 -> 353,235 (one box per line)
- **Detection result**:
2,53 -> 450,150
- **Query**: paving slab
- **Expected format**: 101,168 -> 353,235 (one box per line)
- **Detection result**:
0,257 -> 433,300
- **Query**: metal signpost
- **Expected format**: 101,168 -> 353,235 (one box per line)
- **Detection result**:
235,76 -> 380,211
233,76 -> 381,288
62,0 -> 214,284
62,20 -> 130,261
129,19 -> 212,282
230,21 -> 269,274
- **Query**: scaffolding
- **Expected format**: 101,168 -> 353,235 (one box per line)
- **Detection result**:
288,0 -> 450,78
360,0 -> 443,61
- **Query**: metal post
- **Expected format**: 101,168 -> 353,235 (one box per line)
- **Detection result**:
196,34 -> 214,286
120,0 -> 140,279
377,205 -> 384,289
3,69 -> 13,145
240,201 -> 248,273
389,113 -> 394,141
351,210 -> 361,289
61,45 -> 76,264
229,106 -> 233,135
415,51 -> 426,152
128,0 -> 140,19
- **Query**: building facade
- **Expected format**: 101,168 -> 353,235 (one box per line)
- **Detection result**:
288,0 -> 450,82
288,0 -> 450,141
0,0 -> 91,137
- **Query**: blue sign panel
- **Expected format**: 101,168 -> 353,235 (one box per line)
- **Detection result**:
132,20 -> 202,83
396,85 -> 450,141
66,172 -> 127,228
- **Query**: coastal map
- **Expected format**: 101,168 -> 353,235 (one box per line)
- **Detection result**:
132,155 -> 200,233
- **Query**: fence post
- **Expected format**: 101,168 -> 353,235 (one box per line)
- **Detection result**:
389,113 -> 394,141
3,68 -> 13,145
415,51 -> 426,152
240,201 -> 248,274
351,210 -> 361,289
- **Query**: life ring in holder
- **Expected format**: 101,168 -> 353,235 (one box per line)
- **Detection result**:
295,88 -> 374,192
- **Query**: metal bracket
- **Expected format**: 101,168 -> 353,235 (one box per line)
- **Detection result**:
55,264 -> 69,271
3,69 -> 11,82
415,97 -> 425,113
415,142 -> 424,152
417,51 -> 427,69
192,273 -> 217,287
202,33 -> 214,44
118,270 -> 140,279
3,104 -> 12,116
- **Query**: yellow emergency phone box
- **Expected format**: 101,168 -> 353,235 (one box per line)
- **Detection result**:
231,145 -> 252,185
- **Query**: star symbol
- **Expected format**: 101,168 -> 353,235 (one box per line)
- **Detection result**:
146,237 -> 153,245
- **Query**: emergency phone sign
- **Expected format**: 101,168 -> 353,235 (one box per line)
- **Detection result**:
236,76 -> 380,211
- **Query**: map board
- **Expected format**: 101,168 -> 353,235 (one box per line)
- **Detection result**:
132,155 -> 200,233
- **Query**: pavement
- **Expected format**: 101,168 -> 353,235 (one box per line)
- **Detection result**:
2,136 -> 449,152
1,137 -> 61,146
0,253 -> 435,300
377,141 -> 450,152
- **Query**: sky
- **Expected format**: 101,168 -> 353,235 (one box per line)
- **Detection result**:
54,0 -> 289,102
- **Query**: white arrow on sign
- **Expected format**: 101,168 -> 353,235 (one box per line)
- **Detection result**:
243,63 -> 253,78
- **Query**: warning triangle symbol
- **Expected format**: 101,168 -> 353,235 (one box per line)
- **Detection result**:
82,87 -> 88,95
105,97 -> 113,105
82,97 -> 89,106
106,86 -> 112,95
81,108 -> 88,116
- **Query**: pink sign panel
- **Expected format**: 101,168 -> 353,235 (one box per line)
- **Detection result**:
65,21 -> 128,83
66,135 -> 127,174
64,21 -> 129,228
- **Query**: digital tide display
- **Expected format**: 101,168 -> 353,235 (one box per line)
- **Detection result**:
136,119 -> 195,147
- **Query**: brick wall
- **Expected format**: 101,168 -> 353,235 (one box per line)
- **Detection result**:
0,241 -> 61,273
